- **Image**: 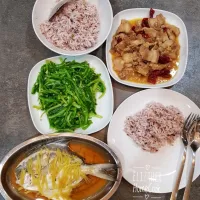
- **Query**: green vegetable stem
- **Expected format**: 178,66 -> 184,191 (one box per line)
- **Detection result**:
32,58 -> 106,132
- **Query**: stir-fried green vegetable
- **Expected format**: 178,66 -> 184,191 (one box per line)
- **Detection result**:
32,58 -> 106,132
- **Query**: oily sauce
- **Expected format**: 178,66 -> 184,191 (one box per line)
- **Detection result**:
111,18 -> 180,84
8,141 -> 113,200
69,141 -> 113,200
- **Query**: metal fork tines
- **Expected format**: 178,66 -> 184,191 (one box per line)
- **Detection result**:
170,113 -> 199,200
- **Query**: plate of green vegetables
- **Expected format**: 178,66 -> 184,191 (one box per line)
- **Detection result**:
28,55 -> 113,134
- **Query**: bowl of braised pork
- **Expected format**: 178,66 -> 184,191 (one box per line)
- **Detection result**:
106,8 -> 188,88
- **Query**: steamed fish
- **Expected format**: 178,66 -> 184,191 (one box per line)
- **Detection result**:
15,148 -> 116,200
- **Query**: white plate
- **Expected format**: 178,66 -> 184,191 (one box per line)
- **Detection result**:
28,55 -> 113,134
107,89 -> 200,193
106,8 -> 188,88
32,0 -> 113,56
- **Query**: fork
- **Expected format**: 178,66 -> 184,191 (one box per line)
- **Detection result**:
182,117 -> 200,200
170,113 -> 198,200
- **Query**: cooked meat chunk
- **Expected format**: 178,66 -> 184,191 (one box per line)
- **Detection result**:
157,31 -> 169,42
123,46 -> 133,53
148,50 -> 159,63
118,67 -> 134,79
167,52 -> 178,60
136,19 -> 142,26
122,53 -> 134,63
139,45 -> 159,63
110,9 -> 180,85
135,25 -> 143,33
150,63 -> 168,70
161,40 -> 173,49
130,39 -> 144,46
124,63 -> 133,68
129,32 -> 137,40
148,14 -> 166,30
143,27 -> 158,38
156,14 -> 166,26
162,32 -> 169,42
116,33 -> 128,40
122,52 -> 140,63
164,24 -> 180,36
166,29 -> 176,41
143,42 -> 157,49
165,43 -> 180,59
113,57 -> 124,71
111,39 -> 118,49
111,33 -> 128,49
132,52 -> 139,61
136,63 -> 150,76
132,61 -> 139,66
115,41 -> 127,52
148,18 -> 158,29
117,20 -> 132,34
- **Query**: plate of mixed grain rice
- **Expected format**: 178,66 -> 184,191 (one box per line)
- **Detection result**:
107,89 -> 200,193
32,0 -> 113,55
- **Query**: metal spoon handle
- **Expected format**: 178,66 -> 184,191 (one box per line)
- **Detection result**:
182,153 -> 196,200
170,148 -> 187,200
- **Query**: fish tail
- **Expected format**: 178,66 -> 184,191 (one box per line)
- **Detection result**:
81,164 -> 117,181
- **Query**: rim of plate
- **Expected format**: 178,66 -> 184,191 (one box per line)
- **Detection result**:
106,8 -> 188,89
27,55 -> 114,135
32,0 -> 113,56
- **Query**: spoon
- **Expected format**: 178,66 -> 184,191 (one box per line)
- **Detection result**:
48,0 -> 99,22
48,0 -> 73,21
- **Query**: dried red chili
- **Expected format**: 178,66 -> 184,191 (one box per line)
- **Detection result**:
158,55 -> 171,64
117,37 -> 122,43
148,73 -> 157,84
141,18 -> 149,27
163,27 -> 168,32
148,69 -> 171,84
143,60 -> 148,64
132,26 -> 135,31
149,8 -> 155,18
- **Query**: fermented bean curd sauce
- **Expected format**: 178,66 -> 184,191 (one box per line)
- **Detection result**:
110,13 -> 180,84
8,141 -> 114,200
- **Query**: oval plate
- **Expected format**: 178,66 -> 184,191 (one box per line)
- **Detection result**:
0,133 -> 122,200
106,8 -> 188,88
28,55 -> 113,134
107,89 -> 200,193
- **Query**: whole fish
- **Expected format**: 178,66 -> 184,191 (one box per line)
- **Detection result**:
15,147 -> 116,200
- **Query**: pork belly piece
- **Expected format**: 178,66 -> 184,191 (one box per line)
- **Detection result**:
117,20 -> 132,34
148,14 -> 166,30
113,57 -> 125,71
161,40 -> 174,49
164,24 -> 180,36
135,63 -> 150,76
143,27 -> 158,38
139,45 -> 159,63
150,63 -> 169,70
